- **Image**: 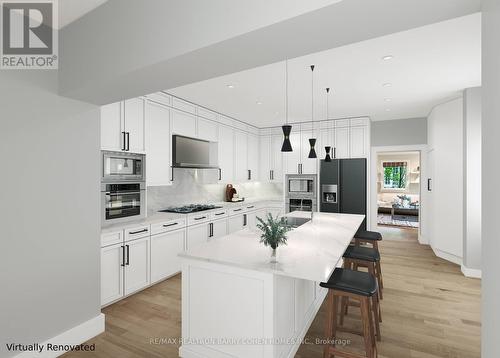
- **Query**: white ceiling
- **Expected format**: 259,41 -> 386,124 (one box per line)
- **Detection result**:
59,0 -> 108,29
169,13 -> 481,126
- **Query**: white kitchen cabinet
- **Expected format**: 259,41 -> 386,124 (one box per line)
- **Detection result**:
101,98 -> 145,153
124,237 -> 150,296
259,135 -> 272,181
197,117 -> 218,142
234,130 -> 248,182
218,125 -> 234,182
300,130 -> 318,174
284,132 -> 301,175
210,218 -> 228,240
334,126 -> 350,159
318,128 -> 334,159
150,228 -> 185,283
171,108 -> 197,137
228,214 -> 245,234
145,101 -> 171,186
247,134 -> 259,181
266,206 -> 283,219
101,243 -> 124,306
123,98 -> 145,153
350,125 -> 368,158
101,102 -> 123,151
271,135 -> 284,182
187,223 -> 209,250
247,208 -> 266,230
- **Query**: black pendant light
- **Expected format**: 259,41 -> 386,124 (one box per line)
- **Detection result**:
324,88 -> 332,162
308,65 -> 317,158
281,60 -> 293,152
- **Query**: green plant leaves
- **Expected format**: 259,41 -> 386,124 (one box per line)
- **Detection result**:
256,212 -> 291,249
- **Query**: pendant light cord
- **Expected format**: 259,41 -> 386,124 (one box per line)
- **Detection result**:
311,65 -> 315,130
326,87 -> 330,120
285,60 -> 288,125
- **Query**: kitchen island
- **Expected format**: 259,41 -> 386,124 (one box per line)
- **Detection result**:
179,211 -> 365,358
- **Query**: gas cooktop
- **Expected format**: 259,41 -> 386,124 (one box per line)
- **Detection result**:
159,204 -> 223,214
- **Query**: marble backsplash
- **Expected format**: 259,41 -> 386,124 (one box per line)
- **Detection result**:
147,168 -> 283,214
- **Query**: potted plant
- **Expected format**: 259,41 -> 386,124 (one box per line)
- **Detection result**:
256,213 -> 291,263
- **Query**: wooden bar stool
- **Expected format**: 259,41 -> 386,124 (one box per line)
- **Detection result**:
354,231 -> 384,292
320,268 -> 379,358
343,245 -> 384,300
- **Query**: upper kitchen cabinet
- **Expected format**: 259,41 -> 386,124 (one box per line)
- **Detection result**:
171,108 -> 197,138
197,117 -> 218,142
234,130 -> 248,182
123,98 -> 145,153
100,98 -> 145,153
247,134 -> 259,181
284,132 -> 301,175
334,122 -> 350,159
218,125 -> 234,182
259,133 -> 284,182
145,101 -> 171,186
101,102 -> 123,151
349,118 -> 370,158
299,129 -> 318,175
283,126 -> 318,175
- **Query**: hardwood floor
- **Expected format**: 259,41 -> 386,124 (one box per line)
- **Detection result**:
65,234 -> 480,358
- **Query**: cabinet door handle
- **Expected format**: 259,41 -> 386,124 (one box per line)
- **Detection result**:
129,228 -> 148,235
243,214 -> 247,226
121,245 -> 125,267
427,178 -> 432,192
209,223 -> 213,237
163,222 -> 178,227
121,132 -> 126,151
248,169 -> 251,180
194,216 -> 207,220
125,245 -> 130,265
270,170 -> 272,180
126,132 -> 130,151
219,168 -> 222,180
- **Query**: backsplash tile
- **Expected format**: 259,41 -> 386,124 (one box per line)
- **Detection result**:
147,168 -> 283,214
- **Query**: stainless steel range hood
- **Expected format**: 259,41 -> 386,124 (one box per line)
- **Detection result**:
172,135 -> 219,169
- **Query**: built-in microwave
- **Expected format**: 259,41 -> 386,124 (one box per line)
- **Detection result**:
102,151 -> 145,182
286,174 -> 317,198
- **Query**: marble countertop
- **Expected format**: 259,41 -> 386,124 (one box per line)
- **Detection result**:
179,211 -> 364,282
101,197 -> 284,233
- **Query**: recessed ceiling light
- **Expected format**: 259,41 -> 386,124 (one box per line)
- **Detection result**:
385,108 -> 391,112
256,101 -> 262,105
382,83 -> 392,87
227,84 -> 234,88
382,55 -> 394,61
384,98 -> 392,102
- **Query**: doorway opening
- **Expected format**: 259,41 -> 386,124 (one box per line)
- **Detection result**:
376,151 -> 420,231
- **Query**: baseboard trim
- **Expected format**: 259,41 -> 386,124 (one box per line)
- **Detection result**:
431,247 -> 463,266
418,234 -> 429,245
14,313 -> 105,358
461,265 -> 482,279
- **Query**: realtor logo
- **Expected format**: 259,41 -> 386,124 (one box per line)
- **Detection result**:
0,0 -> 58,69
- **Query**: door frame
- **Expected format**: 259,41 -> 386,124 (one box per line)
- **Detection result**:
370,144 -> 428,244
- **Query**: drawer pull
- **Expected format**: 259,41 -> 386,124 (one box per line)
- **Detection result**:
214,212 -> 225,216
247,206 -> 254,209
194,216 -> 207,220
129,228 -> 148,235
233,208 -> 242,212
163,223 -> 178,227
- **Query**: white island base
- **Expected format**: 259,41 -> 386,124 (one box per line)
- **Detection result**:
179,212 -> 365,358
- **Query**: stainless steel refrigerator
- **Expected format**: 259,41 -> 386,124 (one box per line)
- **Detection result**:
320,158 -> 367,231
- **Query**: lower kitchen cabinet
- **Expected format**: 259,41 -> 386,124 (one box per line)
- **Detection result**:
227,214 -> 245,234
124,237 -> 150,296
210,218 -> 228,240
248,208 -> 266,229
150,228 -> 185,284
101,243 -> 124,306
187,222 -> 209,250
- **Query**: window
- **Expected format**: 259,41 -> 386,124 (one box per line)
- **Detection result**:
383,161 -> 407,189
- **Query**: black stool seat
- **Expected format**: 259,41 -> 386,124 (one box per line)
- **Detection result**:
320,268 -> 377,297
344,245 -> 380,262
355,230 -> 382,241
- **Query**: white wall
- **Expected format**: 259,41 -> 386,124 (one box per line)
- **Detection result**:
371,118 -> 427,146
0,72 -> 101,358
463,87 -> 481,275
482,2 -> 500,356
427,97 -> 463,263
